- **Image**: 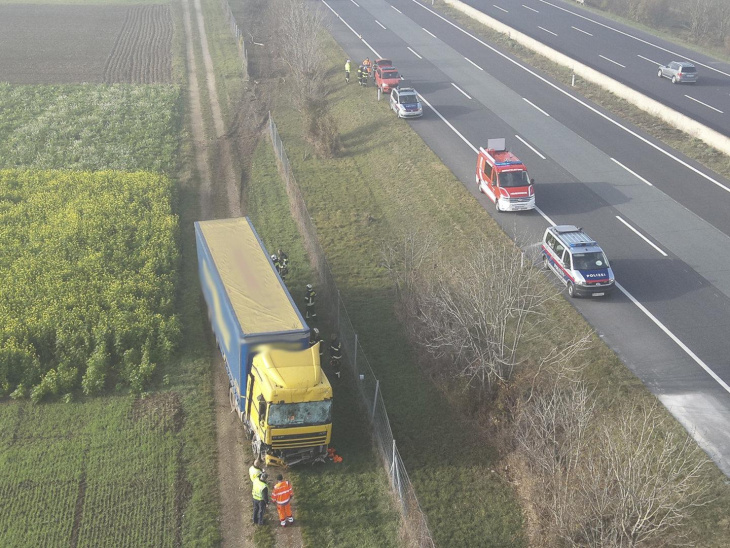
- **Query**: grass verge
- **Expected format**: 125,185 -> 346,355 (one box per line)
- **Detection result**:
259,22 -> 730,548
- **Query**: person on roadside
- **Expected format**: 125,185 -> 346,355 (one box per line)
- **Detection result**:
249,458 -> 264,483
271,474 -> 295,527
305,284 -> 317,321
329,333 -> 342,379
345,59 -> 352,83
252,472 -> 269,526
357,65 -> 366,86
277,249 -> 289,281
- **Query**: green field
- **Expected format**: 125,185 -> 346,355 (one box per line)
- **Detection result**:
0,84 -> 180,173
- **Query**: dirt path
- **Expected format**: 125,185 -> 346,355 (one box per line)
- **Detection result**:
181,0 -> 303,545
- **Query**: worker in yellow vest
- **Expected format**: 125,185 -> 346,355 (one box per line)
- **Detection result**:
252,472 -> 269,525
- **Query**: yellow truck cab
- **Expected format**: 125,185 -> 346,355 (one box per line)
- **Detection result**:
248,345 -> 332,466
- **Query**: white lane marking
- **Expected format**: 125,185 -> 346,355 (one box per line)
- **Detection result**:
616,216 -> 668,256
376,20 -> 386,30
417,94 -> 478,153
515,134 -> 546,159
523,97 -> 550,116
616,281 -> 730,394
599,54 -> 626,68
451,82 -> 472,99
381,0 -> 730,396
684,95 -> 724,114
422,27 -> 436,38
571,26 -> 592,36
465,56 -> 484,71
493,4 -> 508,13
391,5 -> 402,13
321,0 -> 380,57
539,0 -> 730,78
410,0 -> 730,194
538,26 -> 558,36
522,4 -> 539,12
611,157 -> 653,186
637,54 -> 662,65
350,0 -> 359,6
407,46 -> 423,59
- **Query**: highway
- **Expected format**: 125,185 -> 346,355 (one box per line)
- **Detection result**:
458,0 -> 730,136
321,0 -> 730,475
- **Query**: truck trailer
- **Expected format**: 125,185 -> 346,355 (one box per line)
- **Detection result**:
195,217 -> 332,466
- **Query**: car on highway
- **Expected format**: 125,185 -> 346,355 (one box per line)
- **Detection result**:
476,138 -> 535,212
390,87 -> 423,118
374,65 -> 401,94
541,225 -> 615,298
657,61 -> 698,84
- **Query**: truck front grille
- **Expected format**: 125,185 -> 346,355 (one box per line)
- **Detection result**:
271,431 -> 329,449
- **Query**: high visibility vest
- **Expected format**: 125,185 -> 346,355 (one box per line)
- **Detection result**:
345,61 -> 352,72
272,480 -> 293,505
252,478 -> 268,501
249,465 -> 262,482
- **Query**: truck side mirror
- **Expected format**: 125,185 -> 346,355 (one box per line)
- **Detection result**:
257,397 -> 266,419
530,178 -> 535,185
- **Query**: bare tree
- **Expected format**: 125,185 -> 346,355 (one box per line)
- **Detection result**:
515,388 -> 714,547
272,0 -> 340,156
401,238 -> 558,397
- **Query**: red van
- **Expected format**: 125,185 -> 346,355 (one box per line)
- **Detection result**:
476,138 -> 535,212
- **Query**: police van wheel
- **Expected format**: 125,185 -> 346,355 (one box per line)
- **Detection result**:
567,282 -> 576,298
542,255 -> 549,270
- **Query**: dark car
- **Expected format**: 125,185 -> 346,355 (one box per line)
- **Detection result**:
658,61 -> 698,84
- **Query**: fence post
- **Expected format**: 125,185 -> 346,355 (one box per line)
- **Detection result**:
371,379 -> 379,422
353,333 -> 358,371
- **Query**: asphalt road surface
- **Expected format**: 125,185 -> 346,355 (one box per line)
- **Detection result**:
322,0 -> 730,475
459,0 -> 730,136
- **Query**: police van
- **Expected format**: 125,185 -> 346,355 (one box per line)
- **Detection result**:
541,225 -> 615,298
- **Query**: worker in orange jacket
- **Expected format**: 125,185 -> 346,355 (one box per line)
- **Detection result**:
271,474 -> 295,527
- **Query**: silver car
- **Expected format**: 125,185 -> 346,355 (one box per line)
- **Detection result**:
657,61 -> 698,84
390,87 -> 423,118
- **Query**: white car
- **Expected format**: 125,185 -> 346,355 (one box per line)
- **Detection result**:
390,87 -> 423,118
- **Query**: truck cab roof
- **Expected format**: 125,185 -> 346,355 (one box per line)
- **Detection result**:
254,344 -> 332,403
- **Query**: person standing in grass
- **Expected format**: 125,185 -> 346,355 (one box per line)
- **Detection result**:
345,59 -> 352,83
329,333 -> 342,379
272,474 -> 295,527
305,284 -> 317,321
249,458 -> 263,483
252,472 -> 269,525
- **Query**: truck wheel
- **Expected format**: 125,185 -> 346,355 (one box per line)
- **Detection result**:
567,282 -> 576,298
252,438 -> 262,460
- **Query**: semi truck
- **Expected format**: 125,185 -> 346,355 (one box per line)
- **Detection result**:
195,217 -> 332,466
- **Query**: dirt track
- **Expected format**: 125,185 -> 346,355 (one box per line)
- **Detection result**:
181,0 -> 301,544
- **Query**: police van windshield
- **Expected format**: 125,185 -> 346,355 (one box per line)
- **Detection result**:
572,252 -> 608,271
498,171 -> 530,188
268,401 -> 332,427
400,94 -> 417,104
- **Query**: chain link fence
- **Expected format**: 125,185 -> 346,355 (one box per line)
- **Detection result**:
217,1 -> 433,543
220,0 -> 248,75
269,115 -> 434,548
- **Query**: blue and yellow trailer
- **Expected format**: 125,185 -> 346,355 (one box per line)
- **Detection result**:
195,217 -> 332,466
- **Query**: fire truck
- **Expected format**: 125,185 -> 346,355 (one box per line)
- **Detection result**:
476,138 -> 535,212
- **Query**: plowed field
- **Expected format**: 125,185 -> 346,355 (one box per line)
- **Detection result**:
0,4 -> 171,84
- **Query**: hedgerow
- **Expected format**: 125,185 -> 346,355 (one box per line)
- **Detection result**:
0,83 -> 180,173
0,169 -> 180,400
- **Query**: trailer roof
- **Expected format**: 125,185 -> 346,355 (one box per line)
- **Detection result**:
198,218 -> 305,336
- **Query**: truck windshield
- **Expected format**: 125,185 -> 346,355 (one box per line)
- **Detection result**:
498,171 -> 530,188
572,252 -> 608,270
268,401 -> 332,427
